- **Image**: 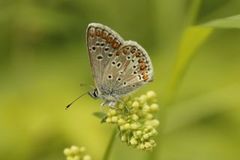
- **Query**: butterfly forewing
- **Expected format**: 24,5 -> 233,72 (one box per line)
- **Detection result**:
86,23 -> 124,90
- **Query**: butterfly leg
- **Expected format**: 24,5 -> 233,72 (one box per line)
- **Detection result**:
101,100 -> 117,107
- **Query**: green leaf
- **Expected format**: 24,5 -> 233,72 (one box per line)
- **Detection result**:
164,84 -> 240,133
202,14 -> 240,29
93,112 -> 107,123
165,26 -> 213,104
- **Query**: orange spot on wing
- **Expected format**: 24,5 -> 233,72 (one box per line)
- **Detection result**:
107,35 -> 114,43
102,30 -> 108,39
95,28 -> 102,36
88,27 -> 95,37
112,39 -> 121,49
143,74 -> 149,81
140,63 -> 147,70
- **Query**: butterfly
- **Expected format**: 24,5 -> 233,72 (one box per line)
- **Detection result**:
86,23 -> 154,107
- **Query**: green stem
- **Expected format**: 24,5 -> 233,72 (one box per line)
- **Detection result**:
149,1 -> 202,160
103,129 -> 117,160
165,0 -> 202,105
187,0 -> 202,26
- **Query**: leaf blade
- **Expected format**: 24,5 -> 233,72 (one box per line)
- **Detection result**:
202,14 -> 240,29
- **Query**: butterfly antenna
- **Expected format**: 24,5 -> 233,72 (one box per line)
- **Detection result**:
65,91 -> 89,110
79,83 -> 95,89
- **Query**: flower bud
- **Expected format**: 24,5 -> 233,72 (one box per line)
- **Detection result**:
73,156 -> 80,160
109,109 -> 117,115
103,90 -> 159,151
138,143 -> 145,150
136,130 -> 142,136
132,101 -> 139,108
143,134 -> 149,139
139,95 -> 147,103
123,123 -> 130,130
130,138 -> 138,145
130,123 -> 140,130
146,91 -> 156,99
151,119 -> 160,127
144,142 -> 152,149
145,113 -> 153,120
131,114 -> 139,121
63,148 -> 71,156
106,117 -> 112,123
79,146 -> 86,153
111,116 -> 118,122
82,155 -> 92,160
117,118 -> 126,125
121,135 -> 127,141
71,145 -> 80,155
143,105 -> 150,113
150,103 -> 159,112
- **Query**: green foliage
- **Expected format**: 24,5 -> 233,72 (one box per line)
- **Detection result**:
1,0 -> 240,160
202,14 -> 240,29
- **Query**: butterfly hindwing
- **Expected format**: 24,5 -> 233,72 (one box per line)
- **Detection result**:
102,41 -> 153,96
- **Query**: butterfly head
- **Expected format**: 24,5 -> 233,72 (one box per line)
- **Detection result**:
88,88 -> 99,99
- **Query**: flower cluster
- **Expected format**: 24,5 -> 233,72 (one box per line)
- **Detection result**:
64,145 -> 92,160
104,91 -> 159,151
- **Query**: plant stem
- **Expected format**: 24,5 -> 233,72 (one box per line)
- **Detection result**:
149,1 -> 203,160
165,0 -> 203,105
187,0 -> 202,26
103,128 -> 117,160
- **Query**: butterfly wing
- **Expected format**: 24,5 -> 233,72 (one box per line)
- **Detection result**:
86,23 -> 124,90
102,40 -> 154,97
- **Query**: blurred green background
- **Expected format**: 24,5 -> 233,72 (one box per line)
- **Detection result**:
1,0 -> 240,160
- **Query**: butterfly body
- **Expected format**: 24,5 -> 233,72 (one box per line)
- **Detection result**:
86,23 -> 153,107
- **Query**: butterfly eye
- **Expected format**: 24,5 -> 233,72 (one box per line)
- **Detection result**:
133,65 -> 137,69
100,42 -> 105,46
117,77 -> 121,81
123,82 -> 127,86
132,84 -> 136,87
96,42 -> 100,46
133,71 -> 137,74
105,47 -> 109,51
